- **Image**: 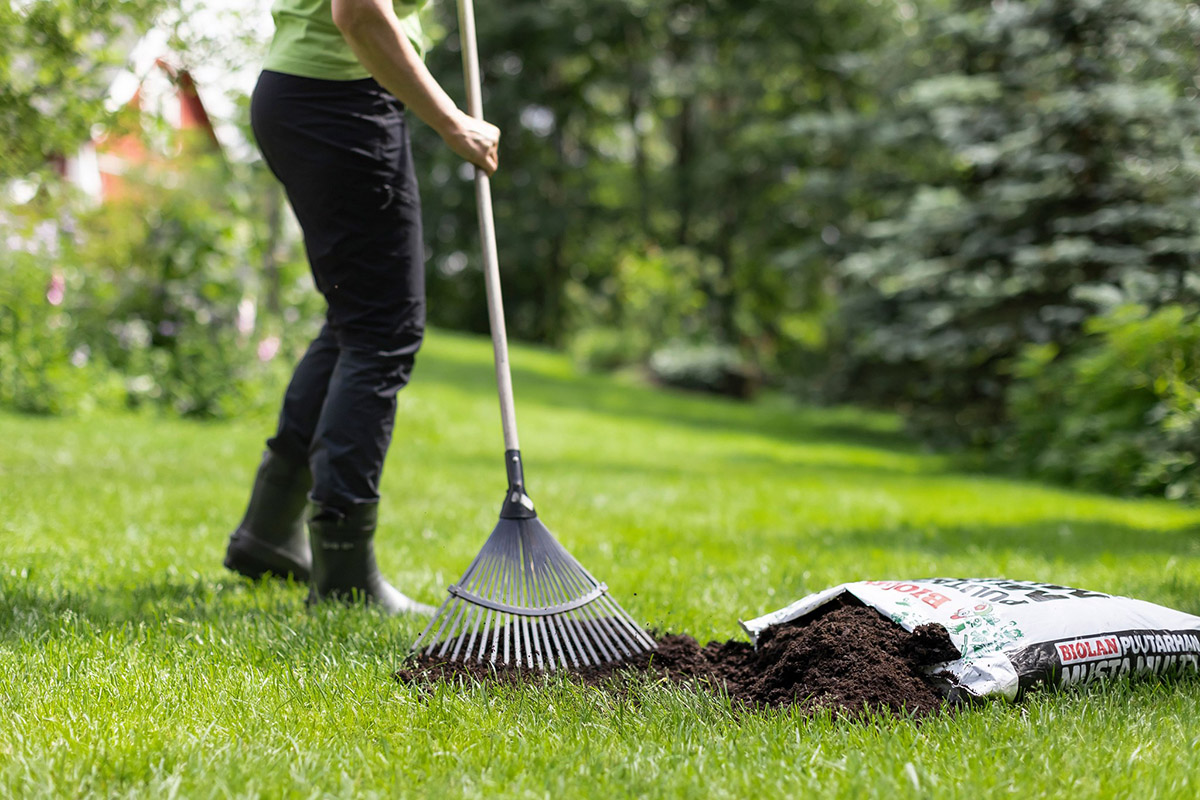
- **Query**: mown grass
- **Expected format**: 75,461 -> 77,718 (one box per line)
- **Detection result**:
3,329 -> 1200,798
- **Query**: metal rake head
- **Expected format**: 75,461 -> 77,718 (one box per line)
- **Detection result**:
412,516 -> 656,671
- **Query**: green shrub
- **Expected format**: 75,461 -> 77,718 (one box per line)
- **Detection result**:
0,208 -> 124,415
565,246 -> 764,397
76,176 -> 272,418
566,246 -> 719,357
0,157 -> 316,419
647,341 -> 759,400
1003,304 -> 1200,502
567,326 -> 644,373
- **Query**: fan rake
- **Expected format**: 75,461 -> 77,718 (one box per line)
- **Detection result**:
413,0 -> 654,671
412,457 -> 656,670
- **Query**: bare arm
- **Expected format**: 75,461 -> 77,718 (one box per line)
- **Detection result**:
332,0 -> 499,174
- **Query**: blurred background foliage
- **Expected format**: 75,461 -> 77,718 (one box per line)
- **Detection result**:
1,0 -> 1198,502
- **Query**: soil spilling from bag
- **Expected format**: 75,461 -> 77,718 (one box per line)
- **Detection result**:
395,603 -> 961,716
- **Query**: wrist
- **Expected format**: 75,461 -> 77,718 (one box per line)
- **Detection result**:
433,107 -> 468,141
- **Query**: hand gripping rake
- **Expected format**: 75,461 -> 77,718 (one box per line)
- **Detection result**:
411,0 -> 656,670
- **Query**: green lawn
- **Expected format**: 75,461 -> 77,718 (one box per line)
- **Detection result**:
3,329 -> 1200,798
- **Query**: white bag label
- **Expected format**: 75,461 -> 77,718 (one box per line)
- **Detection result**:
741,578 -> 1200,700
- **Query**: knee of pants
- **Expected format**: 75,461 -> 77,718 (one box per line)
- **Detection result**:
334,314 -> 424,360
336,330 -> 423,398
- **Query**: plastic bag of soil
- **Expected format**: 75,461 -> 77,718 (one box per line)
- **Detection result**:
742,578 -> 1200,701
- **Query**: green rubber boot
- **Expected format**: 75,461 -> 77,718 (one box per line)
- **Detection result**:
306,503 -> 434,616
223,450 -> 313,582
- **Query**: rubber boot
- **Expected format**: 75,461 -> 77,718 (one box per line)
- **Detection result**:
306,503 -> 435,616
223,450 -> 313,581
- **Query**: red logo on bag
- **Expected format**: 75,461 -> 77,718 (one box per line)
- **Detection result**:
1056,636 -> 1122,664
863,581 -> 952,609
950,603 -> 993,620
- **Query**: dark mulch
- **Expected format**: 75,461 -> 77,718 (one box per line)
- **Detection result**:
394,604 -> 961,717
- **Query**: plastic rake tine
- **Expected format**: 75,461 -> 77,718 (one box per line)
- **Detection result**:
548,550 -> 623,660
533,549 -> 572,669
452,560 -> 489,662
471,552 -> 505,662
464,544 -> 503,660
535,553 -> 584,667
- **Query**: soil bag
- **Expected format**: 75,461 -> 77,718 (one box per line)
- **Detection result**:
742,578 -> 1200,701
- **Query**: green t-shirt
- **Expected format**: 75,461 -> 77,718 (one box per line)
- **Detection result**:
264,0 -> 426,81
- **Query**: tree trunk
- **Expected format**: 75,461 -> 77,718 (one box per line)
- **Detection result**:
625,22 -> 650,237
674,95 -> 694,246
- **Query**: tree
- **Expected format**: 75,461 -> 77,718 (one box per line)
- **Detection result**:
0,0 -> 173,179
832,0 -> 1200,439
412,0 -> 896,375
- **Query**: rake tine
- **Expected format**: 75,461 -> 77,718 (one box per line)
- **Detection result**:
532,546 -> 554,671
522,533 -> 546,671
521,538 -> 540,671
568,607 -> 604,665
523,537 -> 547,667
546,553 -> 621,662
450,547 -> 492,659
603,595 -> 657,652
551,604 -> 581,669
520,608 -> 535,670
514,531 -> 531,669
572,612 -> 604,662
594,596 -> 637,657
568,572 -> 641,657
551,553 -> 604,665
607,598 -> 655,652
533,566 -> 566,671
552,564 -> 592,667
533,618 -> 550,671
417,543 -> 487,655
450,604 -> 477,661
412,592 -> 455,654
492,540 -> 510,665
582,606 -> 620,662
525,535 -> 550,669
544,607 -> 571,670
433,597 -> 466,658
570,615 -> 596,666
624,604 -> 657,651
559,610 -> 594,667
472,548 -> 505,663
515,532 -> 531,670
536,545 -> 585,667
423,596 -> 458,656
586,598 -> 631,659
479,608 -> 493,663
473,541 -> 508,658
531,545 -> 570,669
597,594 -> 641,655
473,609 -> 492,662
454,547 -> 497,662
504,530 -> 521,669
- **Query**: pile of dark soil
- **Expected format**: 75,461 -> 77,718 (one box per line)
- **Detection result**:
395,604 -> 961,717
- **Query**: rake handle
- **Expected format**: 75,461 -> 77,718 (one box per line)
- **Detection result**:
457,0 -> 520,454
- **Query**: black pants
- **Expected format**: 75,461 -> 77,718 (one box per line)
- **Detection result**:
250,70 -> 425,513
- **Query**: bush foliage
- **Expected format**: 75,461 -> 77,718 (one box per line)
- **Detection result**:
1004,304 -> 1200,502
833,0 -> 1200,444
0,234 -> 124,415
0,155 -> 316,418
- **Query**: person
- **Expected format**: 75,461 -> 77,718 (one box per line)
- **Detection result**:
222,0 -> 500,614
